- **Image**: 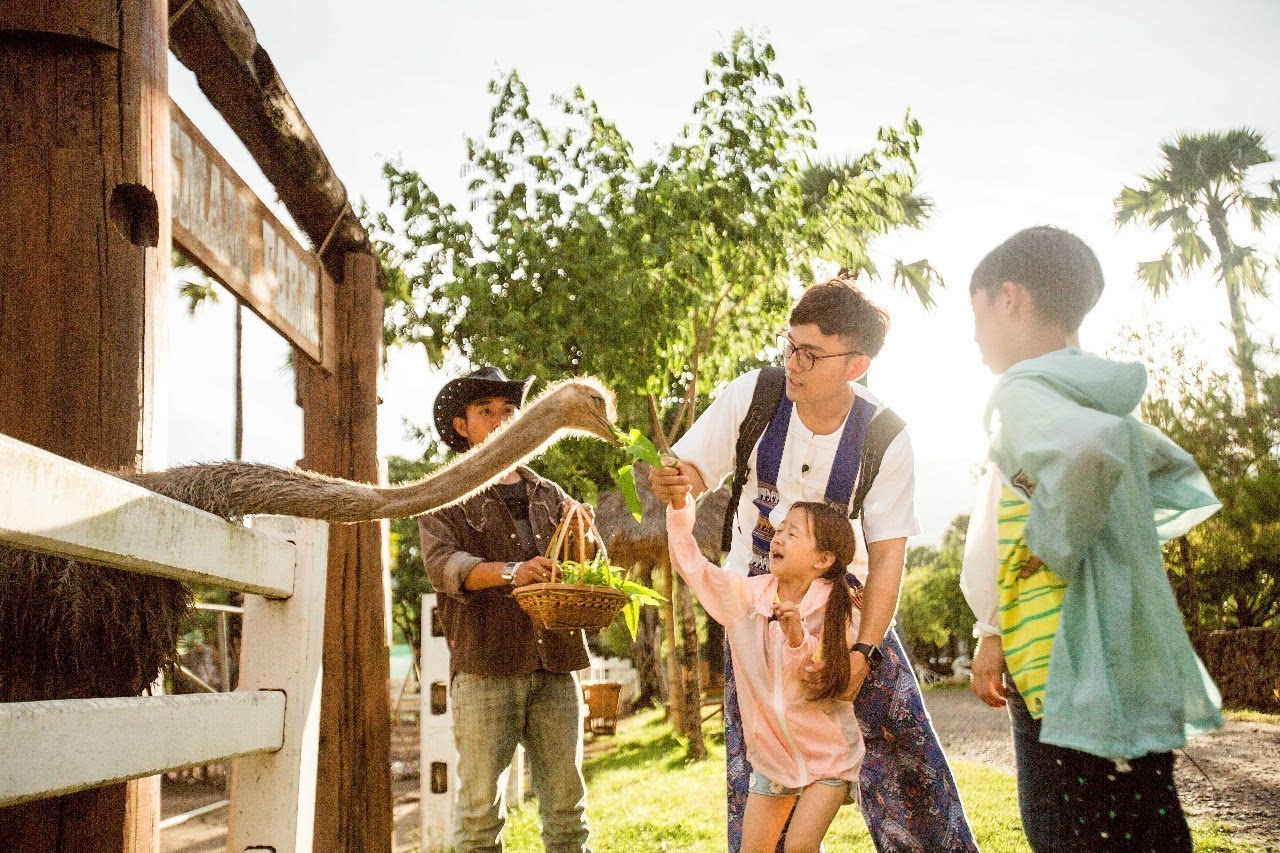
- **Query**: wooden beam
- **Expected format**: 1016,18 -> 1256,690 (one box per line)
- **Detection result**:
0,433 -> 296,599
297,252 -> 391,852
0,1 -> 170,848
166,0 -> 372,283
0,693 -> 285,807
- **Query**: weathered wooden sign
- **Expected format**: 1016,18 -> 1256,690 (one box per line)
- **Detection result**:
170,100 -> 333,369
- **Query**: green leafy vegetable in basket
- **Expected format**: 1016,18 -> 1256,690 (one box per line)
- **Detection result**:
611,425 -> 674,523
557,553 -> 666,640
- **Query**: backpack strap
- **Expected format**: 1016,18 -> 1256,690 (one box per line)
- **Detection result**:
849,407 -> 906,522
721,367 -> 786,552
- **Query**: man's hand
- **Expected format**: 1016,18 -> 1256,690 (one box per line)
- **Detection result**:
512,556 -> 556,587
970,633 -> 1008,708
773,601 -> 806,648
648,457 -> 694,509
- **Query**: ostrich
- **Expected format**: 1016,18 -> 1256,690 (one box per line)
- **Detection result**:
0,378 -> 618,702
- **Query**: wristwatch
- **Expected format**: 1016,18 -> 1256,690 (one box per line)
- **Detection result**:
501,562 -> 520,585
851,642 -> 884,669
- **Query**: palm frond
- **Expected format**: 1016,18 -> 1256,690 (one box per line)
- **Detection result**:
1221,246 -> 1269,298
178,280 -> 220,315
892,259 -> 942,309
1173,230 -> 1211,274
1136,254 -> 1176,296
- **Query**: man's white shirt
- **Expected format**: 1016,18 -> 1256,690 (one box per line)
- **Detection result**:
673,369 -> 921,582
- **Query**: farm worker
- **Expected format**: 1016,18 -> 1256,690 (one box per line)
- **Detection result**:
418,366 -> 592,852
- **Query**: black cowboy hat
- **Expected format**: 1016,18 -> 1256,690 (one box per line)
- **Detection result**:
433,366 -> 536,453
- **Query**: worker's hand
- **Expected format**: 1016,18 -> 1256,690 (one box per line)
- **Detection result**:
513,556 -> 556,587
970,633 -> 1008,708
648,457 -> 691,510
772,601 -> 806,648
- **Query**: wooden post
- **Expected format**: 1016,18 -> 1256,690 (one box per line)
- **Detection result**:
296,252 -> 392,852
0,1 -> 168,850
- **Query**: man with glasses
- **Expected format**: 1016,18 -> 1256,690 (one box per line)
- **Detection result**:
650,278 -> 977,852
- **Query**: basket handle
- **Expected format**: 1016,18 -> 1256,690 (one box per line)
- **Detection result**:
543,500 -> 615,583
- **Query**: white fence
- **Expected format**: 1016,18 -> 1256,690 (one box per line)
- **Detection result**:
0,433 -> 328,852
419,593 -> 524,852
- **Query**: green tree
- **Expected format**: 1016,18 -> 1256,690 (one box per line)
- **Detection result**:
899,515 -> 975,665
369,30 -> 941,484
385,442 -> 450,662
1115,129 -> 1280,406
369,30 -> 945,755
1118,326 -> 1280,631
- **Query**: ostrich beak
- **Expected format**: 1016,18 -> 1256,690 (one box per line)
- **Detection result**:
595,411 -> 623,445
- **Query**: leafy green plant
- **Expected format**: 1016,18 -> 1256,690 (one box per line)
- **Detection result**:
556,552 -> 666,640
611,425 -> 673,522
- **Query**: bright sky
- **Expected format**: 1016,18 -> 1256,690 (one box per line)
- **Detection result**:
165,0 -> 1280,543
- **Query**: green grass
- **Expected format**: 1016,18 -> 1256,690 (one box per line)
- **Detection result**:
1224,708 -> 1280,725
499,709 -> 1258,852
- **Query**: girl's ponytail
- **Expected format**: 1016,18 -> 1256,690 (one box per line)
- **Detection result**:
791,502 -> 860,701
813,563 -> 853,700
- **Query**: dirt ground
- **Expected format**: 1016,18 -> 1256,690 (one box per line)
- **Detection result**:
162,694 -> 1280,852
922,686 -> 1280,852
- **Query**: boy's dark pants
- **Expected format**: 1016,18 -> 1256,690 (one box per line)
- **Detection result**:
1005,679 -> 1192,852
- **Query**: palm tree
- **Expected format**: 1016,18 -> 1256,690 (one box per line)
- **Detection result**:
796,114 -> 943,309
1115,129 -> 1280,405
173,250 -> 244,459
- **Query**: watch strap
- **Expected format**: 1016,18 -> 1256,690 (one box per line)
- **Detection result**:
851,642 -> 882,667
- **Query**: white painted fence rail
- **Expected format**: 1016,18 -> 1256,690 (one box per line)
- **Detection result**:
0,433 -> 295,598
0,693 -> 284,806
0,433 -> 329,853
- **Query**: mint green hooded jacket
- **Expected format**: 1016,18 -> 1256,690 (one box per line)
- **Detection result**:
985,347 -> 1223,759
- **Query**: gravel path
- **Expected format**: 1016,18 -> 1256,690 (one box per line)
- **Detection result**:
922,686 -> 1280,851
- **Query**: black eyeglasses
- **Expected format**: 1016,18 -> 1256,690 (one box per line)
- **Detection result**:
777,334 -> 863,372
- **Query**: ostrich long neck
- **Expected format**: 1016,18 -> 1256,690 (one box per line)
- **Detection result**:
373,398 -> 568,519
127,394 -> 576,523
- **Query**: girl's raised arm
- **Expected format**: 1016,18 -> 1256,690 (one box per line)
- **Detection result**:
666,501 -> 752,626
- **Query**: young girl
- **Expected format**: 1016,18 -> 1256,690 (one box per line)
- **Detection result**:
667,498 -> 863,853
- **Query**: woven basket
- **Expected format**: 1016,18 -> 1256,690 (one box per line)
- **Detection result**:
513,501 -> 630,632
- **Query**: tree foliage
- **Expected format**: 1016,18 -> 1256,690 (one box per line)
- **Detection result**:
899,514 -> 975,662
386,446 -> 449,660
1115,129 -> 1280,405
1118,327 -> 1280,631
369,31 -> 941,490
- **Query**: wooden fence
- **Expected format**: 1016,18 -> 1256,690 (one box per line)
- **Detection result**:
0,433 -> 328,852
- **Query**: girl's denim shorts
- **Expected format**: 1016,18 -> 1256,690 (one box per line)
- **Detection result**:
748,770 -> 850,799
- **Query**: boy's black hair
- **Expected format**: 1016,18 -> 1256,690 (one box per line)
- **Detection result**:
790,277 -> 891,357
969,226 -> 1104,332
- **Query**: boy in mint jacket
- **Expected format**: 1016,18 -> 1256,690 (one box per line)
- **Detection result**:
962,226 -> 1223,852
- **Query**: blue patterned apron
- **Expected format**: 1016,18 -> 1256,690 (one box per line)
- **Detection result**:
724,395 -> 978,852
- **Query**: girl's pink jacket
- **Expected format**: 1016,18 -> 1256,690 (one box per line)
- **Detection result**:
666,502 -> 864,791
